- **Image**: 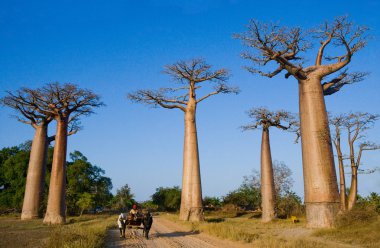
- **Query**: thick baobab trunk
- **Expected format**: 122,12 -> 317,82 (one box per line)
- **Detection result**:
179,100 -> 203,221
260,128 -> 276,222
43,118 -> 68,224
21,125 -> 48,220
347,167 -> 358,210
299,77 -> 340,228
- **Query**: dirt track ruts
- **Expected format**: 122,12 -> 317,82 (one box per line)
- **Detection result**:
105,216 -> 250,248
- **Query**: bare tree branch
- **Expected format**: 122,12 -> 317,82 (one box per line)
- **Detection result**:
197,83 -> 239,103
129,58 -> 238,111
241,107 -> 296,132
234,20 -> 310,80
235,16 -> 369,87
323,70 -> 368,96
318,16 -> 369,76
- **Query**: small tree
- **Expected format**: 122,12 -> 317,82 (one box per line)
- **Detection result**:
344,112 -> 379,210
242,108 -> 295,222
203,196 -> 222,210
272,161 -> 294,197
330,112 -> 379,211
277,191 -> 303,218
112,184 -> 135,211
152,186 -> 181,212
329,114 -> 348,211
66,151 -> 113,215
129,58 -> 238,221
224,171 -> 261,210
235,16 -> 369,227
76,193 -> 94,216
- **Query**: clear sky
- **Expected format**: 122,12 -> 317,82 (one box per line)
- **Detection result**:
0,0 -> 379,201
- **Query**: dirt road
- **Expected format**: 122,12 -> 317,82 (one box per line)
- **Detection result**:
105,216 -> 249,248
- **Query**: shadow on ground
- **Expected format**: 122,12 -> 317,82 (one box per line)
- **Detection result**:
155,231 -> 199,238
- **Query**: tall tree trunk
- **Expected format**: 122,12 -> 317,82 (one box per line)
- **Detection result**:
260,128 -> 276,222
179,99 -> 203,221
347,141 -> 358,211
299,77 -> 340,228
335,139 -> 347,211
43,118 -> 68,224
21,124 -> 48,220
347,166 -> 357,210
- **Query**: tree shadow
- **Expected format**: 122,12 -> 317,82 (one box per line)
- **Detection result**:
155,231 -> 199,238
206,218 -> 225,223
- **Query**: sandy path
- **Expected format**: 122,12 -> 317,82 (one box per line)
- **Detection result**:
105,216 -> 250,248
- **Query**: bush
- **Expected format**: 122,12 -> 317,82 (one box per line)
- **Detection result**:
152,186 -> 181,211
203,196 -> 222,210
276,191 -> 304,218
335,204 -> 378,227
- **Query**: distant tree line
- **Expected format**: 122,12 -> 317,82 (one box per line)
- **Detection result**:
141,162 -> 302,218
142,161 -> 379,217
0,142 -> 134,216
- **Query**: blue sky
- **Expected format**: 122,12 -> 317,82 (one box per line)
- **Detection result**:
0,0 -> 379,201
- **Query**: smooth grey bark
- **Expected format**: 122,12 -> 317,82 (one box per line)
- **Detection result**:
43,118 -> 68,224
260,128 -> 276,222
21,125 -> 48,219
299,77 -> 340,228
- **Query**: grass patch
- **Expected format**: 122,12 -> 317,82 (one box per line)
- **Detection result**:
44,214 -> 115,248
314,207 -> 380,248
0,214 -> 115,248
161,211 -> 380,247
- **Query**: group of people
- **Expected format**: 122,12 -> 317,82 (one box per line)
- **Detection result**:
117,204 -> 153,239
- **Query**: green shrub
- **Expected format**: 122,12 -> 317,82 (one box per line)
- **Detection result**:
335,204 -> 378,227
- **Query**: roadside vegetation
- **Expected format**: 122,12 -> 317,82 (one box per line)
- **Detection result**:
0,214 -> 115,248
161,206 -> 380,248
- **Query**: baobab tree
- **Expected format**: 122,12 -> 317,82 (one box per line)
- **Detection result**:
344,112 -> 379,210
330,112 -> 379,211
242,108 -> 295,222
1,89 -> 53,219
38,83 -> 103,224
1,87 -> 82,220
329,114 -> 348,211
128,58 -> 238,221
235,16 -> 369,227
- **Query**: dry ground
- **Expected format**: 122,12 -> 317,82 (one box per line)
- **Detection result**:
0,215 -> 50,247
1,212 -> 379,248
105,214 -> 371,248
105,216 -> 251,248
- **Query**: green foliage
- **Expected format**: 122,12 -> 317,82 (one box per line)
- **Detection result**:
223,170 -> 261,210
152,186 -> 181,211
0,145 -> 112,215
66,151 -> 113,215
111,184 -> 135,211
203,196 -> 222,210
230,162 -> 298,213
76,193 -> 95,216
0,146 -> 29,210
276,191 -> 303,218
357,192 -> 380,213
223,186 -> 261,210
336,203 -> 378,227
141,200 -> 159,211
0,146 -> 20,193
